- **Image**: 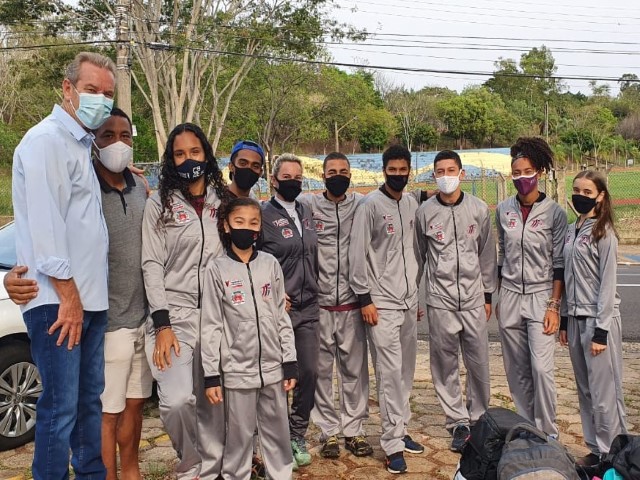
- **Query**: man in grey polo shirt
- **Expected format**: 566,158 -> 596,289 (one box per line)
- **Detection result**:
6,108 -> 151,480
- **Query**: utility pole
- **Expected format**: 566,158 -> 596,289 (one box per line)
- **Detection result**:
115,0 -> 132,118
544,101 -> 549,143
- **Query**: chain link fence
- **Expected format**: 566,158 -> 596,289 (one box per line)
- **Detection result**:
1,165 -> 639,239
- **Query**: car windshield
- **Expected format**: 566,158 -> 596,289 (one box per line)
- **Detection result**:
0,222 -> 16,270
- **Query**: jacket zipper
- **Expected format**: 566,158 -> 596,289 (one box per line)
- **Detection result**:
397,201 -> 410,309
520,203 -> 526,295
452,208 -> 462,311
571,224 -> 581,317
246,263 -> 264,388
197,213 -> 205,308
335,202 -> 341,306
300,220 -> 306,308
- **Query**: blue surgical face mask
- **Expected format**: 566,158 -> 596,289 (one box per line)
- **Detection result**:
70,85 -> 114,130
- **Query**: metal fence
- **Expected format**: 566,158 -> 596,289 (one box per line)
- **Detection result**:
1,165 -> 639,236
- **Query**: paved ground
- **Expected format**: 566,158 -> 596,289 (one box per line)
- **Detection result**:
2,341 -> 640,480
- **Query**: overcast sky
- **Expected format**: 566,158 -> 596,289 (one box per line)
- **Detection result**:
326,0 -> 640,95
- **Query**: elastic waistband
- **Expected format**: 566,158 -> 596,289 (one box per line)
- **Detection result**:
320,302 -> 360,312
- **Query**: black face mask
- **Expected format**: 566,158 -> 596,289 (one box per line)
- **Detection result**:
325,175 -> 350,197
572,194 -> 597,214
229,227 -> 259,250
231,167 -> 261,191
176,158 -> 206,183
275,179 -> 302,202
386,174 -> 409,192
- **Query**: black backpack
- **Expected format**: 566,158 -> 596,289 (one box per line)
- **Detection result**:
497,423 -> 579,479
604,434 -> 640,480
456,407 -> 533,480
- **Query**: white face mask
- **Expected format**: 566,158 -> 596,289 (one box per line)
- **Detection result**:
98,141 -> 133,173
435,173 -> 461,194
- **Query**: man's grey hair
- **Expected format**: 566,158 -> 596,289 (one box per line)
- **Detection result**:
65,52 -> 116,84
272,153 -> 303,178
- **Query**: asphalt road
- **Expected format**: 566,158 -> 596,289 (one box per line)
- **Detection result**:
417,264 -> 640,342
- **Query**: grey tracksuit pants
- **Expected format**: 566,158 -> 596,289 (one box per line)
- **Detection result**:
427,305 -> 490,431
498,288 -> 558,436
367,306 -> 418,455
568,315 -> 627,455
145,317 -> 225,479
222,383 -> 293,480
311,308 -> 369,440
289,319 -> 320,441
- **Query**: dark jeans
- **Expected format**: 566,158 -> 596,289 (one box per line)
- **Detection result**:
23,305 -> 107,480
289,317 -> 319,441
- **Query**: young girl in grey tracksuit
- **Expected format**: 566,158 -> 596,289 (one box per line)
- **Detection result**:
559,170 -> 627,466
495,137 -> 567,437
201,197 -> 298,480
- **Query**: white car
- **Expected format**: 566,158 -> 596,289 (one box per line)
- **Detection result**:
0,222 -> 42,451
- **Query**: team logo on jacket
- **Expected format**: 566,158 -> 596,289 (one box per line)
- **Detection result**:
429,222 -> 443,232
565,233 -> 572,244
507,218 -> 518,229
205,203 -> 217,219
261,283 -> 272,298
282,228 -> 294,239
383,214 -> 394,221
467,224 -> 477,236
529,219 -> 544,230
231,290 -> 246,305
312,211 -> 325,219
435,230 -> 445,242
273,218 -> 289,227
225,279 -> 244,289
386,223 -> 395,235
303,218 -> 312,230
578,235 -> 591,247
174,210 -> 190,224
315,220 -> 325,232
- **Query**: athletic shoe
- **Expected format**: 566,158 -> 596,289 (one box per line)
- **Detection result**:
292,455 -> 299,472
450,424 -> 471,453
250,455 -> 267,479
291,438 -> 312,466
385,451 -> 407,474
575,453 -> 601,467
321,435 -> 340,458
402,434 -> 425,454
345,435 -> 374,457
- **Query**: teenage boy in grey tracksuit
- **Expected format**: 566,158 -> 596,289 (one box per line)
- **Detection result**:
299,152 -> 373,459
201,246 -> 298,480
259,154 -> 319,467
349,144 -> 423,475
415,150 -> 497,453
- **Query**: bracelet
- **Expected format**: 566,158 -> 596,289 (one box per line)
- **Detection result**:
155,325 -> 172,334
546,298 -> 561,310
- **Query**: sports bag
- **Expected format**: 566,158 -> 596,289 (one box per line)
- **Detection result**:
497,422 -> 579,479
456,407 -> 532,480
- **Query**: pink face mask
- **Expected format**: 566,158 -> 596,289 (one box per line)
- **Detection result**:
512,173 -> 538,196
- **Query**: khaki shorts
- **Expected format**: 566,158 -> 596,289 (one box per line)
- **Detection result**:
101,324 -> 153,414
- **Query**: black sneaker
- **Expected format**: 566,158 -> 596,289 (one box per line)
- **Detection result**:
320,435 -> 340,459
402,434 -> 425,454
385,451 -> 407,474
451,424 -> 471,453
575,452 -> 601,467
345,435 -> 374,457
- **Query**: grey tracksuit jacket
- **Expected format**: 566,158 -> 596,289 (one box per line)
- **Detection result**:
563,218 -> 620,334
142,188 -> 223,330
415,192 -> 497,311
259,197 -> 319,326
201,250 -> 298,390
496,193 -> 568,294
349,186 -> 420,309
298,192 -> 363,307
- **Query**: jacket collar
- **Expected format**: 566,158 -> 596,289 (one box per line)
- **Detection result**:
52,104 -> 94,145
226,247 -> 259,263
436,191 -> 465,207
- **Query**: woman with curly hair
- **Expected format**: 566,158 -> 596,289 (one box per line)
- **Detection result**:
495,137 -> 568,437
560,170 -> 627,466
141,123 -> 228,479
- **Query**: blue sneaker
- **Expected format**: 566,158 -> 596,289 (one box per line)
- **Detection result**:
402,434 -> 425,454
385,451 -> 407,474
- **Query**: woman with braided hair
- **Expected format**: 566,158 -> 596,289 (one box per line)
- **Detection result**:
495,136 -> 568,437
142,123 -> 228,479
